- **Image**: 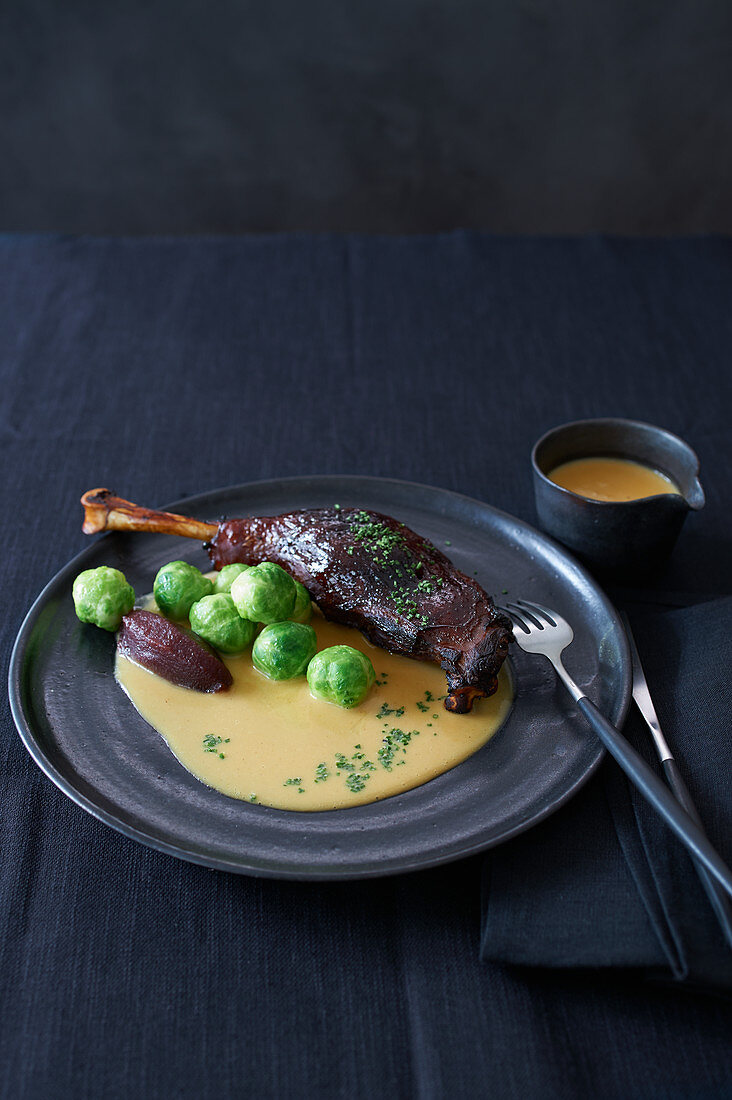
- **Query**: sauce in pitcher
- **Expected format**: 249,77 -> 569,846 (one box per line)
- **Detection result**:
548,456 -> 680,502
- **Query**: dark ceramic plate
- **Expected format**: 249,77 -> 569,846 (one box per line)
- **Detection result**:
9,476 -> 631,880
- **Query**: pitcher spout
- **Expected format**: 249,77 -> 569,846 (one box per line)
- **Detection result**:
685,476 -> 705,511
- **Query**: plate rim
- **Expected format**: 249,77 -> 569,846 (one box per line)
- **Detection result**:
8,474 -> 631,879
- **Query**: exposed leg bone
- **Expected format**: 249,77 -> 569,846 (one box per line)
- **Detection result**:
80,488 -> 217,540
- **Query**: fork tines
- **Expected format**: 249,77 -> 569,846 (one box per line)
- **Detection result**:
499,599 -> 558,631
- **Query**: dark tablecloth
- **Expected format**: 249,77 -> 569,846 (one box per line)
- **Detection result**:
1,232 -> 731,1099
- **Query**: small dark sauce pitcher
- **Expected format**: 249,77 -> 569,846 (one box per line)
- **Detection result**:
532,418 -> 705,582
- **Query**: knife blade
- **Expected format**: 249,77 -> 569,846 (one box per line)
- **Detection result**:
621,612 -> 732,949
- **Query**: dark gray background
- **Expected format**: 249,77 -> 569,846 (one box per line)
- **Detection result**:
3,0 -> 731,234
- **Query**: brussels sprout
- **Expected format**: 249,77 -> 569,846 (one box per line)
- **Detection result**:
189,594 -> 256,654
72,566 -> 135,631
307,646 -> 375,709
153,560 -> 213,619
230,561 -> 296,625
252,621 -> 317,680
290,580 -> 312,624
213,563 -> 251,595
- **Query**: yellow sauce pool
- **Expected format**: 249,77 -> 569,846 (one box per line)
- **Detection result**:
115,612 -> 512,811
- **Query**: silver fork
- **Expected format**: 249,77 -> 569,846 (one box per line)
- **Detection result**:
501,599 -> 732,900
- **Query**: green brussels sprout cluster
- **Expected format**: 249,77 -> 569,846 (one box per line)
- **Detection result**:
188,594 -> 256,654
175,560 -> 316,680
230,562 -> 297,624
73,552 -> 374,707
213,563 -> 250,594
153,561 -> 213,619
307,646 -> 375,709
252,622 -> 317,680
290,580 -> 312,624
72,567 -> 135,631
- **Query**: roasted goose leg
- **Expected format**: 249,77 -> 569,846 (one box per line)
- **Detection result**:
81,489 -> 513,713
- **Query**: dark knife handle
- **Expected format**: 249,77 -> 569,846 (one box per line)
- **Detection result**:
576,697 -> 732,899
662,758 -> 732,949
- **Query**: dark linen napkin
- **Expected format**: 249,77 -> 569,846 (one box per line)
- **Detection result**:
481,596 -> 732,993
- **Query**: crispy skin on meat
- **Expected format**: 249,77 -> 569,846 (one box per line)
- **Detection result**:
208,507 -> 512,713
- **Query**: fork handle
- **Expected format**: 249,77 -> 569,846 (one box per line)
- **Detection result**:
661,758 -> 732,948
576,697 -> 732,899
